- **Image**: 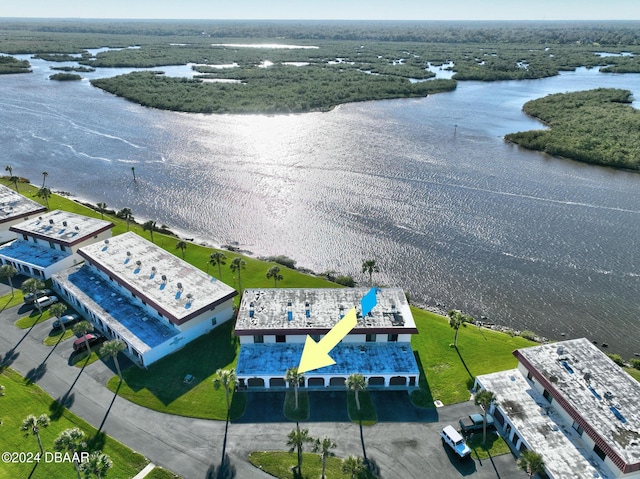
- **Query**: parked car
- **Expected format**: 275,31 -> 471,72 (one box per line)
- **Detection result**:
441,425 -> 471,458
458,413 -> 495,435
52,313 -> 81,331
23,289 -> 53,305
34,295 -> 58,309
73,333 -> 106,352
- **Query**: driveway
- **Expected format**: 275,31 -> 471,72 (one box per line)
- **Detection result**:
0,282 -> 527,479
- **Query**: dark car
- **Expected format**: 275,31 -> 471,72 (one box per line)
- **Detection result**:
458,413 -> 495,435
52,313 -> 81,330
23,289 -> 53,305
73,333 -> 106,352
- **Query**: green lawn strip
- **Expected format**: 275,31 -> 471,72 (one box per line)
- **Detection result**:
0,290 -> 25,311
0,367 -> 148,479
70,349 -> 102,368
410,307 -> 536,406
15,309 -> 53,329
346,391 -> 377,425
283,390 -> 310,422
467,431 -> 512,460
106,321 -> 245,420
43,329 -> 74,346
624,367 -> 640,383
144,466 -> 183,479
249,451 -> 353,479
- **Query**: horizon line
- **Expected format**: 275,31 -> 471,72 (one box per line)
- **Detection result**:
3,17 -> 640,22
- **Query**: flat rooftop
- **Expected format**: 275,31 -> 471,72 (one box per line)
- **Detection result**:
478,369 -> 613,479
10,210 -> 113,246
0,184 -> 46,225
235,288 -> 417,335
0,239 -> 71,268
55,264 -> 178,353
78,232 -> 237,324
236,342 -> 419,378
515,338 -> 640,467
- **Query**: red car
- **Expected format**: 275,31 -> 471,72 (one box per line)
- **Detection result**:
73,333 -> 106,352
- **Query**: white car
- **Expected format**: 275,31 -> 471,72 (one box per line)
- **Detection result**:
441,425 -> 471,458
34,295 -> 59,309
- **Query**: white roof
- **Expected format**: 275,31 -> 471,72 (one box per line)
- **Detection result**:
10,209 -> 112,245
0,184 -> 46,224
78,232 -> 237,324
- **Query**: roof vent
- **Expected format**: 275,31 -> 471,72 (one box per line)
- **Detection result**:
151,266 -> 156,272
161,274 -> 167,283
49,219 -> 54,224
127,251 -> 132,257
135,260 -> 142,267
38,216 -> 42,220
74,226 -> 79,231
557,346 -> 564,355
177,282 -> 183,290
63,221 -> 68,227
104,239 -> 109,244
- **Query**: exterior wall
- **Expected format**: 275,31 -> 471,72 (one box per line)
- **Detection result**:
69,229 -> 113,254
0,219 -> 24,244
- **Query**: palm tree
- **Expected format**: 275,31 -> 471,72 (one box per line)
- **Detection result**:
100,340 -> 126,381
96,202 -> 107,220
448,309 -> 472,348
229,257 -> 246,292
287,425 -> 313,475
49,303 -> 68,333
73,321 -> 94,354
213,368 -> 237,469
285,367 -> 304,410
361,259 -> 379,286
517,450 -> 546,478
346,373 -> 367,411
22,278 -> 45,313
312,436 -> 337,479
5,165 -> 19,192
0,264 -> 17,297
208,252 -> 226,278
54,427 -> 87,479
266,265 -> 284,287
41,171 -> 48,188
131,166 -> 137,182
176,240 -> 187,259
341,455 -> 365,479
80,450 -> 112,479
474,389 -> 497,444
213,368 -> 237,416
21,413 -> 50,454
37,187 -> 51,210
142,220 -> 156,243
5,165 -> 12,177
117,208 -> 133,231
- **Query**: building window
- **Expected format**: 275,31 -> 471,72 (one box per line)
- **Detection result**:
593,444 -> 606,461
310,334 -> 321,342
23,234 -> 28,241
366,334 -> 376,342
527,371 -> 534,382
388,334 -> 398,342
572,421 -> 583,436
542,389 -> 553,403
211,317 -> 217,326
49,241 -> 55,249
60,245 -> 67,252
254,335 -> 264,344
157,311 -> 163,317
276,335 -> 286,343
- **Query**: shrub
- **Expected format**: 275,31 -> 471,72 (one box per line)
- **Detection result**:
519,330 -> 537,341
334,275 -> 356,287
631,358 -> 640,370
607,353 -> 625,367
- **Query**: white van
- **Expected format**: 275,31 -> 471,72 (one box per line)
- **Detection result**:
35,295 -> 58,309
440,425 -> 471,458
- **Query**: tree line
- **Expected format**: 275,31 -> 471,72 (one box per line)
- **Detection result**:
505,88 -> 640,170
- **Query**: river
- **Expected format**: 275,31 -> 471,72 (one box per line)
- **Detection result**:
1,53 -> 639,357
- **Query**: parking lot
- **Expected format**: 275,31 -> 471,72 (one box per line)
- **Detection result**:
0,278 -> 528,479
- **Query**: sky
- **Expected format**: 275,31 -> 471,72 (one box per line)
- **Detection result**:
3,0 -> 639,21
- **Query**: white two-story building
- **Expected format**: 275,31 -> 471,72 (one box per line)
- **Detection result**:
0,184 -> 47,244
52,232 -> 237,367
234,287 -> 420,390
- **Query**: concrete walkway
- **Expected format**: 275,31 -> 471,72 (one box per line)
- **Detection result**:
0,290 -> 528,479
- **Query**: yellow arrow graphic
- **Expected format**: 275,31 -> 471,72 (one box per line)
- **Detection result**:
297,288 -> 377,374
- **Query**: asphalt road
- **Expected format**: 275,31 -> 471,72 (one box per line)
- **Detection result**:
0,282 -> 528,479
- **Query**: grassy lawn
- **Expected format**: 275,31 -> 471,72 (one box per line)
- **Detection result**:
144,467 -> 183,479
467,431 -> 512,460
347,391 -> 377,425
43,328 -> 74,347
249,451 -> 366,479
15,308 -> 54,329
0,368 -> 148,479
0,290 -> 25,312
284,390 -> 310,422
625,367 -> 640,382
410,307 -> 536,406
106,321 -> 246,420
70,349 -> 102,368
